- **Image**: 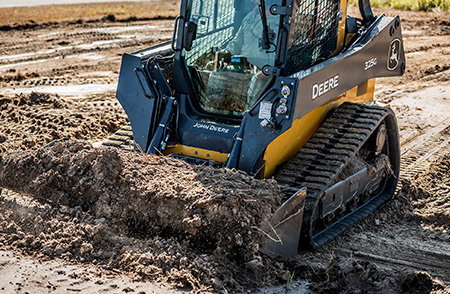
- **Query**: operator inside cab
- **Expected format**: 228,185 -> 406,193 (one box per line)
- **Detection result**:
184,0 -> 282,117
225,0 -> 277,69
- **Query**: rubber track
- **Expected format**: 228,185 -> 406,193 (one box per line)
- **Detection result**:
102,124 -> 136,151
275,102 -> 391,248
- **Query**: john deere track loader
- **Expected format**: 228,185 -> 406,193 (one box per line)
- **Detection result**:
112,0 -> 405,258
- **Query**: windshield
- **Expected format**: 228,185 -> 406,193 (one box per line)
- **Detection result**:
185,0 -> 281,117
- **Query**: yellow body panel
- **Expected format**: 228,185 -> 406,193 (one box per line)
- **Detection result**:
163,144 -> 229,163
261,79 -> 375,178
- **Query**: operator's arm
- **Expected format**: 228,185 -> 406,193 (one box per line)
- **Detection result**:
226,10 -> 256,55
226,25 -> 245,55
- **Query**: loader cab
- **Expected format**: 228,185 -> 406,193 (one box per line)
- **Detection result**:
175,0 -> 346,117
117,0 -> 369,168
157,0 -> 285,163
162,0 -> 347,164
181,0 -> 283,118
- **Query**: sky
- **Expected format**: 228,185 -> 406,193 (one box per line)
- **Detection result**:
0,0 -> 154,8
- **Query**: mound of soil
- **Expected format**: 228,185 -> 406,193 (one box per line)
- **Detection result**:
0,92 -> 127,152
0,140 -> 292,292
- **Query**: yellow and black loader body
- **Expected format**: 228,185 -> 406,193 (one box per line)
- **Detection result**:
116,0 -> 405,258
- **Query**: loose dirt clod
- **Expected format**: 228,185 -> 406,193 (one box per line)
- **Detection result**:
401,272 -> 446,294
0,140 -> 290,292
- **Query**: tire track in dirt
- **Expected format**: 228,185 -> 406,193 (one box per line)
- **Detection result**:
0,20 -> 173,99
0,23 -> 172,66
401,124 -> 450,180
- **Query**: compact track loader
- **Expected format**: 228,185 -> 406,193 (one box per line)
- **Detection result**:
111,0 -> 405,258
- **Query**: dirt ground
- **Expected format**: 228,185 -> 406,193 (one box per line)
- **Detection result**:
0,4 -> 450,294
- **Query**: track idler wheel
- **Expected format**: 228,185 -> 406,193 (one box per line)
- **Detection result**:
366,123 -> 387,154
347,196 -> 360,212
361,192 -> 370,203
323,212 -> 335,227
334,205 -> 346,220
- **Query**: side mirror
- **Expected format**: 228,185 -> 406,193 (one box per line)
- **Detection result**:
183,21 -> 197,51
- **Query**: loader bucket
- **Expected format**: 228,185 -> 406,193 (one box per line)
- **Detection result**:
260,188 -> 306,258
116,53 -> 156,151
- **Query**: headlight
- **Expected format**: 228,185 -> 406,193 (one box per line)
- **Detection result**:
281,84 -> 291,98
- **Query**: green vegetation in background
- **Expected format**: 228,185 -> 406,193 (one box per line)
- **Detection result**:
349,0 -> 450,11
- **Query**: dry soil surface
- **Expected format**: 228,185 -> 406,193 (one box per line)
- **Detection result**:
0,5 -> 450,294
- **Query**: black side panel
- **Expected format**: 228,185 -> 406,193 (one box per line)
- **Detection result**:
291,15 -> 405,121
176,94 -> 239,153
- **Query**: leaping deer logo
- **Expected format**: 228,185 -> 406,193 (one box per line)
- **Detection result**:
390,44 -> 398,64
388,39 -> 400,71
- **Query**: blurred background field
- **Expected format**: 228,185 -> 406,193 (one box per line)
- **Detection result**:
349,0 -> 449,11
0,0 -> 448,27
0,1 -> 178,26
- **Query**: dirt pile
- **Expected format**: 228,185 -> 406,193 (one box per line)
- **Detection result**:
0,140 -> 291,292
0,92 -> 127,152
